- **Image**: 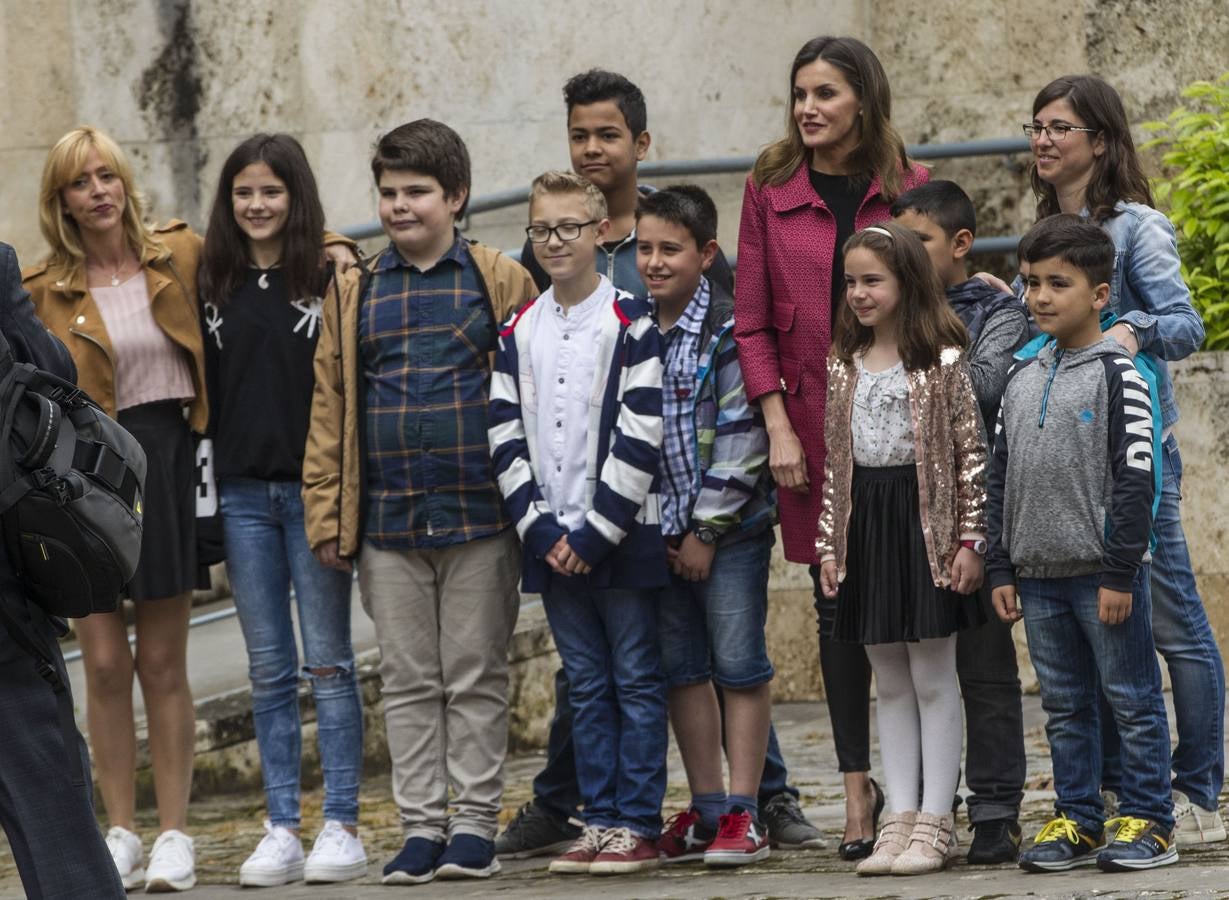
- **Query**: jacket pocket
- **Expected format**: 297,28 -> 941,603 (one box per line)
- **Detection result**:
773,302 -> 796,333
780,356 -> 802,395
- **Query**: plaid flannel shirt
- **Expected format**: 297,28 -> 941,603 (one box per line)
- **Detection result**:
359,236 -> 510,549
658,278 -> 710,536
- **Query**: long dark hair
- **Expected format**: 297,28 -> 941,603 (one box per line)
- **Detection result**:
200,133 -> 326,306
752,36 -> 911,199
1030,75 -> 1154,222
832,221 -> 967,370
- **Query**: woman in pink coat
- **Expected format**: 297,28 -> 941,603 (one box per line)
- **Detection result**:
734,34 -> 927,860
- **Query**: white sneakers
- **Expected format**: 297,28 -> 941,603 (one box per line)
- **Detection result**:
304,820 -> 368,883
239,822 -> 305,887
1173,790 -> 1228,844
237,820 -> 367,887
145,830 -> 196,892
105,825 -> 145,890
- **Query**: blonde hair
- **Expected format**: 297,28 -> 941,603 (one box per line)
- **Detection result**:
38,126 -> 167,278
528,170 -> 608,220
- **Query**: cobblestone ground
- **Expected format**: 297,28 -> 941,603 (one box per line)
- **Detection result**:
3,697 -> 1227,898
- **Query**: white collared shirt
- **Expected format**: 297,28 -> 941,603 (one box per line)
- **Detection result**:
530,275 -> 613,531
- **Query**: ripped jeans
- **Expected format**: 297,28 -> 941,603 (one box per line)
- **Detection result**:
220,478 -> 362,828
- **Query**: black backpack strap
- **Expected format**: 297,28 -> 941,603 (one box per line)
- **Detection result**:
0,591 -> 86,785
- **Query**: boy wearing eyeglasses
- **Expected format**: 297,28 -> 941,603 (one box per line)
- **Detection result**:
498,69 -> 823,866
304,119 -> 536,885
489,170 -> 669,875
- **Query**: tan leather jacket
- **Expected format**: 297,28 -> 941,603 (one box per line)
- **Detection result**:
23,220 -> 209,432
302,242 -> 537,557
816,347 -> 987,587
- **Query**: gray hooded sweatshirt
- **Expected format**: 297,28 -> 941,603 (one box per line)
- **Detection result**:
986,337 -> 1155,593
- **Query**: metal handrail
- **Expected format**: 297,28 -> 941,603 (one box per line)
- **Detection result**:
340,136 -> 1032,252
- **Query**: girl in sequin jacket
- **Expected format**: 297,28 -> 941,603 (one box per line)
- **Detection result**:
815,221 -> 987,877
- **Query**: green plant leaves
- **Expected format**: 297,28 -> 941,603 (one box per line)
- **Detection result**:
1147,72 -> 1229,350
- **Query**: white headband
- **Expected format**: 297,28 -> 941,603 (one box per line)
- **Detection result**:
862,225 -> 894,239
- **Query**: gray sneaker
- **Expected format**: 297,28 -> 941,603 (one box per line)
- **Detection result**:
762,793 -> 828,849
495,803 -> 581,859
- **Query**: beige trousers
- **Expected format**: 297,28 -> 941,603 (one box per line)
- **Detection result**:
358,528 -> 521,841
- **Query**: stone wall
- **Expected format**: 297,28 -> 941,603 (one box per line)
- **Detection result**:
2,1 -> 1227,267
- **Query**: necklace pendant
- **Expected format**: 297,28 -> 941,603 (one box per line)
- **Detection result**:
258,272 -> 270,290
110,274 -> 120,287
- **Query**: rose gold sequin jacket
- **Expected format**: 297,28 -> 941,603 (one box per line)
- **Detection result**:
816,347 -> 987,587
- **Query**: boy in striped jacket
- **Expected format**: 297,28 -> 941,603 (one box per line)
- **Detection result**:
488,171 -> 669,876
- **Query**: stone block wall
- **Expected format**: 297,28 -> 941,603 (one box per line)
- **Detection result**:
2,1 -> 1227,269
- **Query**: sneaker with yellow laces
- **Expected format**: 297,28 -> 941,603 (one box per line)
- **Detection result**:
1018,814 -> 1103,872
1096,817 -> 1178,871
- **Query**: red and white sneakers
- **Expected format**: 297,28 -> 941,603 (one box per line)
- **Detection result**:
704,808 -> 771,867
589,827 -> 661,875
548,825 -> 606,874
658,808 -> 717,863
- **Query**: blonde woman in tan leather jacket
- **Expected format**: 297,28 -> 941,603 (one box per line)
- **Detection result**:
23,126 -> 355,893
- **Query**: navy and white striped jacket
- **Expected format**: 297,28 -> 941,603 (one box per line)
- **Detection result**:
488,286 -> 668,593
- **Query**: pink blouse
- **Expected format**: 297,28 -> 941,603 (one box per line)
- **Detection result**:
92,274 -> 195,412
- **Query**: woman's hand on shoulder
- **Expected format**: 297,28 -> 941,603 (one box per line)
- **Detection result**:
971,271 -> 1013,295
324,243 -> 360,274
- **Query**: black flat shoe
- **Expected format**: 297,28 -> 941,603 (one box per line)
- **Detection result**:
837,778 -> 885,860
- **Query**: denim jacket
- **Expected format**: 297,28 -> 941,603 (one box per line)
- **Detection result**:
1095,202 -> 1204,430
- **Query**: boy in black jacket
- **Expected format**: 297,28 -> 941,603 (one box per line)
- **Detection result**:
0,241 -> 126,899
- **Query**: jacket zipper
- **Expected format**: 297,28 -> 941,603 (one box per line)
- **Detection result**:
1038,350 -> 1063,428
605,231 -> 636,283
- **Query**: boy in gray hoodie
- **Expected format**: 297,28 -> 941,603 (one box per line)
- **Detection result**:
988,215 -> 1174,873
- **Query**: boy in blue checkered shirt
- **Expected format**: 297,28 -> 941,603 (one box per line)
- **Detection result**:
638,186 -> 778,868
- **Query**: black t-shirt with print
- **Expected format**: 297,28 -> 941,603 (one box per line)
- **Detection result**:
202,267 -> 325,481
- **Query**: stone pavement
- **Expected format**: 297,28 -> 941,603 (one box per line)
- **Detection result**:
3,694 -> 1228,898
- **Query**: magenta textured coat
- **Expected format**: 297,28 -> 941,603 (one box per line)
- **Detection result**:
734,160 -> 929,563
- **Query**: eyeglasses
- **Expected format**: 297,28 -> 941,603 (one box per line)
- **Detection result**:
1022,122 -> 1099,142
525,221 -> 597,243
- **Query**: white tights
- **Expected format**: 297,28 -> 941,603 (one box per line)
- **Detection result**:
865,635 -> 963,816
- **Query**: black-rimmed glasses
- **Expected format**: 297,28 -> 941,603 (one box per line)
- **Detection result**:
1022,123 -> 1099,142
525,221 -> 597,243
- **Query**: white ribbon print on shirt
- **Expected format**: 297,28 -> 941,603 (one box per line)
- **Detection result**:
202,296 -> 323,350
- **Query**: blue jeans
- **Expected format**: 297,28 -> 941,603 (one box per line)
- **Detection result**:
658,529 -> 775,689
1101,435 -> 1225,810
1021,570 -> 1173,833
220,478 -> 363,828
541,575 -> 667,837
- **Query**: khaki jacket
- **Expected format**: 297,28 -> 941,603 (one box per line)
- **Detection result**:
23,221 -> 209,432
816,347 -> 988,587
302,242 -> 537,556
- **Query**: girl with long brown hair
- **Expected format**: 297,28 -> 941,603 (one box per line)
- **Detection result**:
817,222 -> 986,875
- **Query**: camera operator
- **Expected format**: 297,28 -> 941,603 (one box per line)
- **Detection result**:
0,240 -> 124,898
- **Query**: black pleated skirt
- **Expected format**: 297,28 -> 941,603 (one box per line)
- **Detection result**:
830,464 -> 983,645
117,401 -> 197,601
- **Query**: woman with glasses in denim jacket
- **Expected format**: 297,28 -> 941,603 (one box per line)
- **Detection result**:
1018,74 -> 1221,846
